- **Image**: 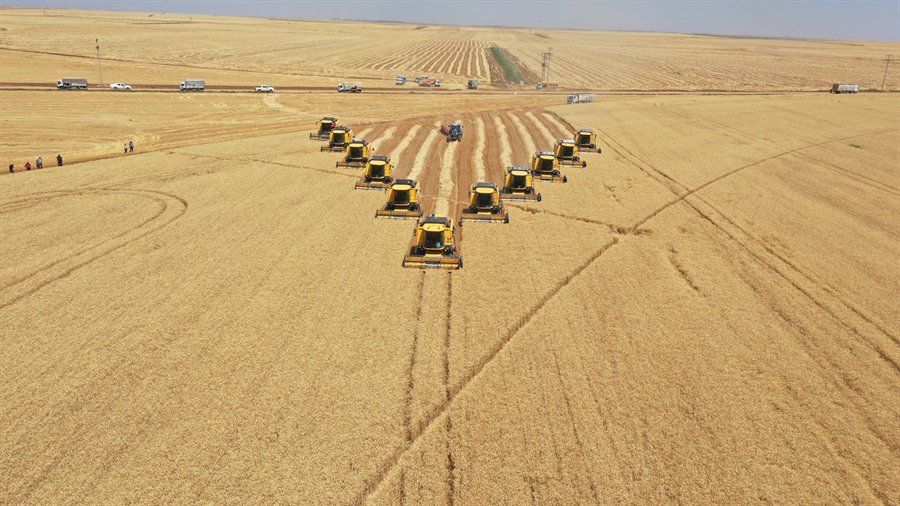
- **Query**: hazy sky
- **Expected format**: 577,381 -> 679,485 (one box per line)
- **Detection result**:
6,0 -> 900,41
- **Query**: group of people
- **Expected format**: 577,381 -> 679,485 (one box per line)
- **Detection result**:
8,153 -> 63,173
8,140 -> 137,174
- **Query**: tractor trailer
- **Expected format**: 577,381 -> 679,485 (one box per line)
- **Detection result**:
180,79 -> 205,91
57,78 -> 88,90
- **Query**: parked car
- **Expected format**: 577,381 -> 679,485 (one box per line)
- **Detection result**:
255,85 -> 275,93
109,82 -> 132,91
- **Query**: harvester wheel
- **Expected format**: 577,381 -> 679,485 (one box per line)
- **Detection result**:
386,203 -> 395,210
537,193 -> 542,201
504,215 -> 510,224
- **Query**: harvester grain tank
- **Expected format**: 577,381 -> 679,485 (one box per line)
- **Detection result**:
309,116 -> 339,141
56,78 -> 88,90
320,126 -> 353,152
376,179 -> 422,219
354,155 -> 393,190
574,128 -> 600,153
531,151 -> 567,182
460,182 -> 509,223
180,79 -> 205,91
500,166 -> 542,202
336,139 -> 371,168
402,214 -> 462,270
554,139 -> 587,167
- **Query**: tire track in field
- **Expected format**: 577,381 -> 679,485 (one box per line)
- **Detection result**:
0,189 -> 188,310
443,272 -> 456,506
599,126 -> 899,353
357,235 -> 620,504
402,271 -> 426,443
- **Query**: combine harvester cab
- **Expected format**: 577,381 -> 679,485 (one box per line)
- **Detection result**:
320,126 -> 353,152
354,156 -> 393,190
531,152 -> 567,183
402,215 -> 462,270
500,166 -> 542,202
575,128 -> 600,153
375,179 -> 422,219
461,182 -> 509,223
336,139 -> 371,168
554,139 -> 587,167
309,116 -> 339,141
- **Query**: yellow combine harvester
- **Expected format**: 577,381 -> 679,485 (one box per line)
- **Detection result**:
375,179 -> 422,219
575,128 -> 600,153
309,116 -> 339,141
402,214 -> 462,270
354,155 -> 393,190
500,166 -> 542,202
531,151 -> 567,183
336,139 -> 371,168
460,182 -> 509,223
320,126 -> 353,152
554,139 -> 587,167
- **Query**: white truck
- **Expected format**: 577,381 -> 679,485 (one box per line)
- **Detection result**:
831,83 -> 859,94
567,93 -> 595,104
109,82 -> 132,91
255,85 -> 275,93
57,78 -> 88,90
180,79 -> 205,92
395,75 -> 406,85
338,82 -> 363,93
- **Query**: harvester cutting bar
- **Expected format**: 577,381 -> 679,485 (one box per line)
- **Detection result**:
499,191 -> 542,203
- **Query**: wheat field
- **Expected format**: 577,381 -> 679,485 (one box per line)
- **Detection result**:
1,7 -> 899,505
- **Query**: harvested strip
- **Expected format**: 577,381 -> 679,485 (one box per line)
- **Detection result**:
525,111 -> 555,146
355,127 -> 374,139
541,112 -> 572,137
493,116 -> 512,167
389,124 -> 422,169
407,123 -> 442,181
473,117 -> 486,181
434,141 -> 459,216
370,126 -> 397,151
508,112 -> 536,157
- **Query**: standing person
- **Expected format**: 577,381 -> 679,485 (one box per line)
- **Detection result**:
56,153 -> 63,166
124,142 -> 128,154
8,163 -> 13,173
25,161 -> 31,171
36,156 -> 43,169
129,140 -> 134,153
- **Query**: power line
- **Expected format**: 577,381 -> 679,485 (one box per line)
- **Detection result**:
882,55 -> 892,91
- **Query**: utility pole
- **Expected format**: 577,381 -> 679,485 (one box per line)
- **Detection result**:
882,55 -> 892,91
95,38 -> 103,87
541,47 -> 553,84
